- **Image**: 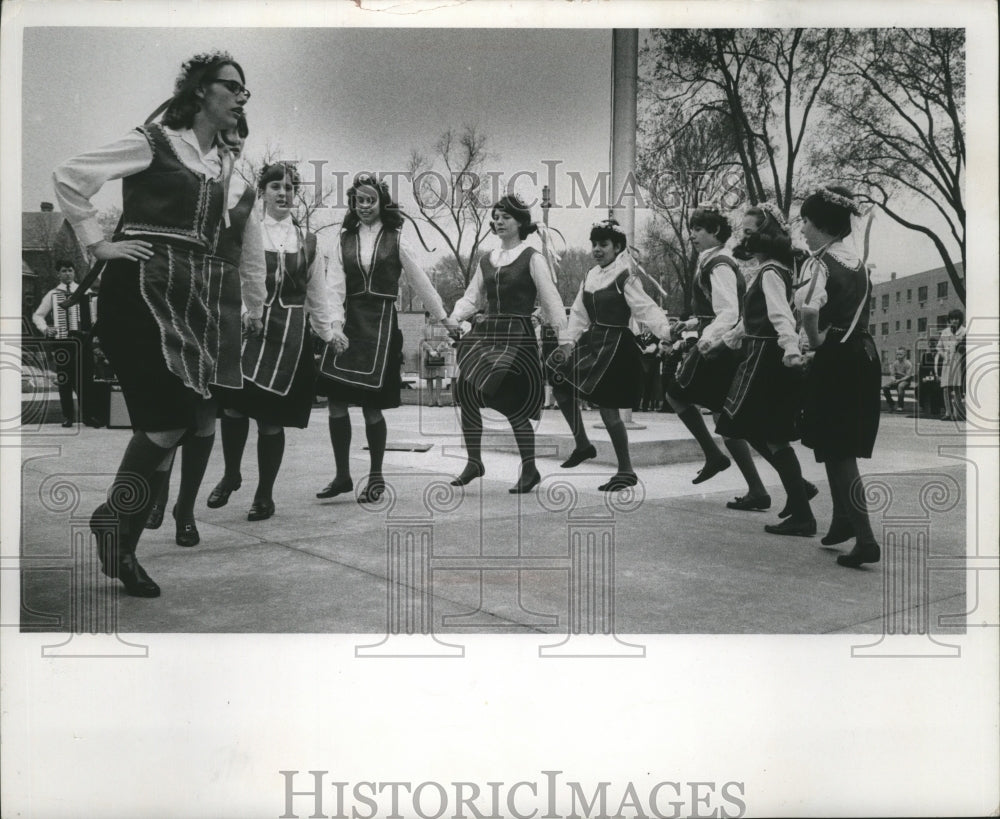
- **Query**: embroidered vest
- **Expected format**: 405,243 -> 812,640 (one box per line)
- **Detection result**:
692,252 -> 744,319
481,247 -> 538,316
341,228 -> 402,299
583,270 -> 631,327
816,252 -> 871,332
743,263 -> 791,337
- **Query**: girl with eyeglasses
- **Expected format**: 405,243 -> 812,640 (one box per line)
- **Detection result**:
52,51 -> 256,597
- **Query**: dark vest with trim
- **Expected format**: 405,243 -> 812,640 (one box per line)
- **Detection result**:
692,252 -> 745,320
341,228 -> 402,299
264,232 -> 318,308
481,247 -> 538,315
583,270 -> 631,327
743,263 -> 792,337
121,123 -> 225,249
214,186 -> 257,266
816,251 -> 871,331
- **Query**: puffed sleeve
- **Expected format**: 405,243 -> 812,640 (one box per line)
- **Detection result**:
622,272 -> 672,340
52,130 -> 154,248
699,262 -> 741,344
797,256 -> 829,314
528,252 -> 569,341
305,233 -> 335,343
450,262 -> 485,323
238,207 -> 266,320
399,235 -> 447,321
565,281 -> 590,343
761,268 -> 800,359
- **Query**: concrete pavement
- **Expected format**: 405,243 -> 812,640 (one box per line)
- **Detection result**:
17,405 -> 970,635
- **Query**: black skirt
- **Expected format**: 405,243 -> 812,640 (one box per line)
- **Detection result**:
454,315 -> 543,422
716,337 -> 802,443
215,338 -> 317,428
316,325 -> 404,410
800,331 -> 881,462
665,344 -> 740,413
97,256 -> 204,431
548,325 -> 641,409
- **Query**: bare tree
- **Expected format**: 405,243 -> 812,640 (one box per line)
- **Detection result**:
822,29 -> 965,302
407,125 -> 495,286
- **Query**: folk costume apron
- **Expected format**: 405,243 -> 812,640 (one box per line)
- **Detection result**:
547,268 -> 642,408
455,247 -> 545,422
241,227 -> 317,396
318,227 -> 403,396
670,250 -> 746,412
96,122 -> 227,429
209,185 -> 257,388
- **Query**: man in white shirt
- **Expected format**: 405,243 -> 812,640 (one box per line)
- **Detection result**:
32,260 -> 90,426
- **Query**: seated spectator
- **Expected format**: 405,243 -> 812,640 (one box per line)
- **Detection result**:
882,347 -> 913,412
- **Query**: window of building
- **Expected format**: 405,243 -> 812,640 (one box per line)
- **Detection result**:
896,291 -> 901,303
869,324 -> 876,336
895,321 -> 900,331
937,281 -> 948,298
907,289 -> 912,302
918,285 -> 928,302
881,294 -> 889,310
918,317 -> 927,332
869,296 -> 876,313
906,319 -> 912,330
881,322 -> 889,336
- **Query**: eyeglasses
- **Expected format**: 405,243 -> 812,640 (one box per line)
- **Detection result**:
208,79 -> 251,100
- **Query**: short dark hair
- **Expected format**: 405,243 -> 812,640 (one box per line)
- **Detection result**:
948,308 -> 964,323
589,218 -> 628,253
55,259 -> 75,270
688,207 -> 732,243
343,174 -> 403,233
258,162 -> 301,195
490,195 -> 537,240
162,51 -> 245,130
800,185 -> 856,238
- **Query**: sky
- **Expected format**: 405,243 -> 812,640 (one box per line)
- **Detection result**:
21,25 -> 960,283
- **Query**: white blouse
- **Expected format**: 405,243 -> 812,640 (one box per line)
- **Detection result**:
327,222 -> 446,328
260,212 -> 335,343
450,241 -> 569,342
565,252 -> 671,343
695,246 -> 741,345
229,176 -> 266,321
723,265 -> 801,359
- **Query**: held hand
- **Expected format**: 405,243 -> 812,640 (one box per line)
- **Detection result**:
330,329 -> 349,355
555,342 -> 575,361
783,352 -> 804,370
440,316 -> 459,334
242,315 -> 263,338
90,239 -> 154,262
44,327 -> 58,338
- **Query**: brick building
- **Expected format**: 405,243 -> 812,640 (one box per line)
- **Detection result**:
868,262 -> 965,373
21,202 -> 89,324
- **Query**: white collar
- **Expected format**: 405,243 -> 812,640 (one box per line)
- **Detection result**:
494,239 -> 528,260
262,212 -> 295,229
162,125 -> 220,163
698,245 -> 726,265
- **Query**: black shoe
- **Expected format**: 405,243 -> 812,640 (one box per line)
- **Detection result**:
778,480 -> 819,518
358,476 -> 386,504
764,516 -> 817,537
61,418 -> 74,428
247,499 -> 275,521
726,492 -> 772,511
117,553 -> 161,597
316,476 -> 353,499
598,472 -> 638,492
207,475 -> 242,508
693,455 -> 730,485
451,460 -> 485,487
821,517 -> 856,546
145,503 -> 165,530
90,503 -> 119,577
837,541 -> 881,568
171,507 -> 200,548
509,469 -> 541,494
561,444 -> 597,468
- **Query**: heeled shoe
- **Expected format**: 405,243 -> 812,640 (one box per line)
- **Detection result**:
509,470 -> 542,494
357,476 -> 387,504
820,517 -> 856,546
778,481 -> 819,518
692,455 -> 730,485
316,476 -> 353,499
764,516 -> 817,537
117,553 -> 161,597
560,444 -> 597,469
247,498 -> 275,521
836,541 -> 881,568
598,472 -> 638,492
145,502 -> 165,530
171,506 -> 200,548
450,460 -> 485,487
726,492 -> 771,511
207,475 -> 242,509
